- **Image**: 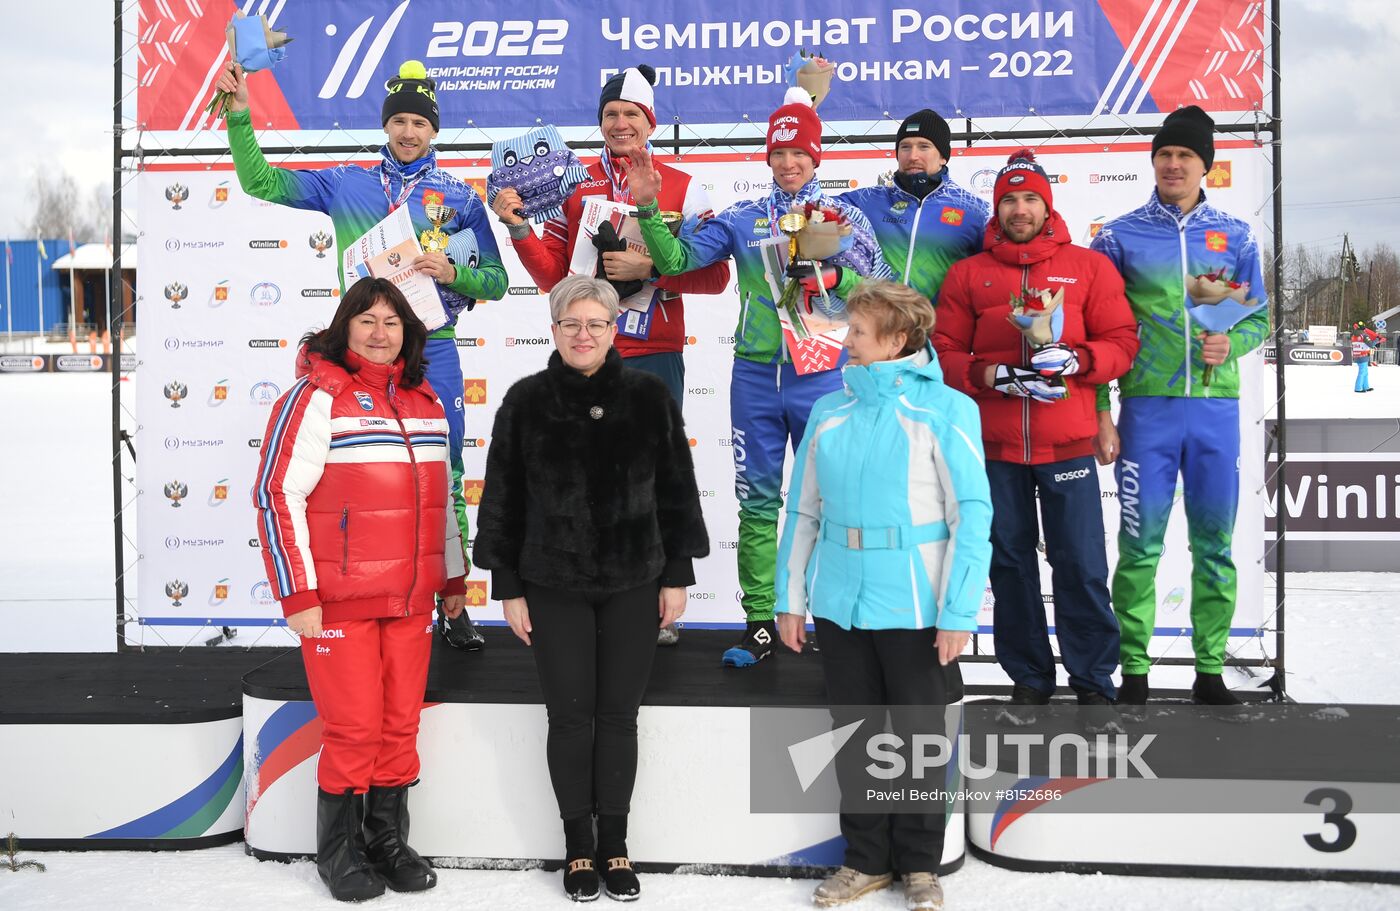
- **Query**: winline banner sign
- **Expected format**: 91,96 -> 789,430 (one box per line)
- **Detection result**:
137,0 -> 1266,132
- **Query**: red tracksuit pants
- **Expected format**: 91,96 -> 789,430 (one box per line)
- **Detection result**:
299,613 -> 434,794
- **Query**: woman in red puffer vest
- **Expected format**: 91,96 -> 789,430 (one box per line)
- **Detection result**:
253,277 -> 466,902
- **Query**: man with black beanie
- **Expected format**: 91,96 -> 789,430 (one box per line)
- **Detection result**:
843,109 -> 988,304
1090,105 -> 1270,709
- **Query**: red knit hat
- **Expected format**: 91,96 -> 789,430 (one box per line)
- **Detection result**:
993,148 -> 1052,210
767,87 -> 822,166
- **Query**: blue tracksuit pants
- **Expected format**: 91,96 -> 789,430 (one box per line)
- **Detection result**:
987,455 -> 1119,698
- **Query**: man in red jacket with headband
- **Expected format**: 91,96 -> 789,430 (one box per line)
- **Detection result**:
935,150 -> 1139,726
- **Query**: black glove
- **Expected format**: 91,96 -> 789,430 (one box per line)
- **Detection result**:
593,221 -> 643,299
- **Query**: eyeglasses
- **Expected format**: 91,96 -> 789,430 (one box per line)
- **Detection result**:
555,319 -> 613,338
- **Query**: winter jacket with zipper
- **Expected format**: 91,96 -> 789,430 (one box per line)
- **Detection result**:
1089,188 -> 1269,402
472,348 -> 710,599
775,347 -> 993,631
510,156 -> 731,356
253,350 -> 466,621
841,169 -> 988,303
227,108 -> 508,331
638,177 -> 892,365
934,211 -> 1139,465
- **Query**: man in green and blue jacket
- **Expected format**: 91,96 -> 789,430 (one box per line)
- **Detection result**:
842,109 -> 988,304
1090,106 -> 1269,707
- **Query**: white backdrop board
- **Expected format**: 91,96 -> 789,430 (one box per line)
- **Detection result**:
136,141 -> 1269,655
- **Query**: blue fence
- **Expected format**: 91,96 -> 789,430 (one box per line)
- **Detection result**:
0,240 -> 75,334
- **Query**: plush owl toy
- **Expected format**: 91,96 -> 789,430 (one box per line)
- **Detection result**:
445,228 -> 479,273
485,125 -> 590,223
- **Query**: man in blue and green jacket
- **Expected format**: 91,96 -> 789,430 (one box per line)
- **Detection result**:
842,109 -> 988,304
627,88 -> 892,668
1090,106 -> 1268,707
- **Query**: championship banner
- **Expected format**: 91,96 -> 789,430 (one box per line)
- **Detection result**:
135,140 -> 1269,647
137,0 -> 1265,132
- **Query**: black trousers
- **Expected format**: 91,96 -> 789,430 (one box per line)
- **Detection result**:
526,580 -> 660,820
815,618 -> 960,875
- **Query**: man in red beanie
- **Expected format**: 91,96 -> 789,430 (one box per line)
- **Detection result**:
628,87 -> 891,668
934,150 -> 1138,726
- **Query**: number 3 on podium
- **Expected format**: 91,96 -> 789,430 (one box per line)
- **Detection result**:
1304,787 -> 1357,853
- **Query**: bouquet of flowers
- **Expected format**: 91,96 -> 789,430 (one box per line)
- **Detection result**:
1185,268 -> 1261,385
1008,286 -> 1069,394
776,203 -> 853,339
794,202 -> 852,260
784,50 -> 836,108
207,12 -> 293,118
1007,286 -> 1065,347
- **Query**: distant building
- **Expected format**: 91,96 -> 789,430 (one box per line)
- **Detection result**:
49,243 -> 137,334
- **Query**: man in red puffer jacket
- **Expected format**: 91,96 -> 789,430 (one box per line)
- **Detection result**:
935,149 -> 1138,720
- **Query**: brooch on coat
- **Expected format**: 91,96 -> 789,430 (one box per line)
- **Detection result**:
589,405 -> 604,420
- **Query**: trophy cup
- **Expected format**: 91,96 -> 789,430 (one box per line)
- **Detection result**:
655,212 -> 686,300
776,210 -> 813,340
420,204 -> 457,254
658,210 -> 684,237
778,210 -> 808,265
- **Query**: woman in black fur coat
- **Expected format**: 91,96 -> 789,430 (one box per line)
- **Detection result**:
473,274 -> 708,902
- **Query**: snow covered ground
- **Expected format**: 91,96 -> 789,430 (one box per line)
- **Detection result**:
2,364 -> 1399,908
3,843 -> 1399,911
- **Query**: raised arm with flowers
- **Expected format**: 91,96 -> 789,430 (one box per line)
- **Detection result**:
624,87 -> 893,670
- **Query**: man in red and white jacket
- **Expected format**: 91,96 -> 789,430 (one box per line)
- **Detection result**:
491,64 -> 730,405
934,150 -> 1139,719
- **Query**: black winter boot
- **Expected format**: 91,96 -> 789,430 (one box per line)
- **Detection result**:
439,606 -> 486,650
363,783 -> 437,892
1192,672 -> 1243,706
562,814 -> 600,902
316,788 -> 385,902
596,813 -> 640,901
1115,673 -> 1150,721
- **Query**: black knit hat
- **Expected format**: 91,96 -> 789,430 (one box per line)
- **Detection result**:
382,61 -> 439,132
1153,105 -> 1214,169
599,65 -> 657,126
895,109 -> 952,162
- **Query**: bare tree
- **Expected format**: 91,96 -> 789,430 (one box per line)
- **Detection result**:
24,168 -> 100,242
1362,243 -> 1400,317
88,181 -> 113,245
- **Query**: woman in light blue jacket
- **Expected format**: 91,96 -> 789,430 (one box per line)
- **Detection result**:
776,279 -> 992,911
